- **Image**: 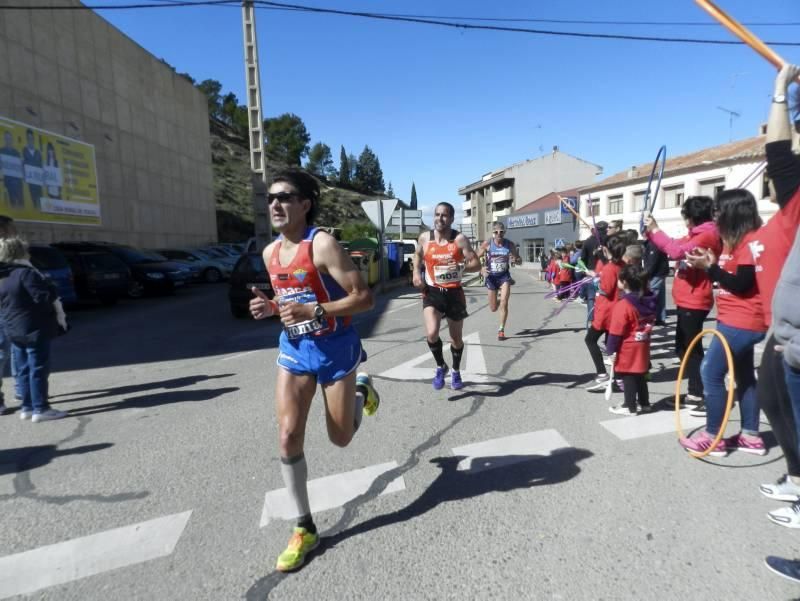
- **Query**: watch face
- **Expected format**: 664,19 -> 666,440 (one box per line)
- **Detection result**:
775,94 -> 787,102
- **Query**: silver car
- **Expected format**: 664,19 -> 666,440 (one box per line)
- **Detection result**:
155,248 -> 233,283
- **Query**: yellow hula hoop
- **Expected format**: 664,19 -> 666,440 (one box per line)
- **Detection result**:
674,328 -> 735,459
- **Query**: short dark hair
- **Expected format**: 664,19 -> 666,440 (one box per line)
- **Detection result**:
618,263 -> 649,294
606,233 -> 628,262
714,189 -> 762,249
610,219 -> 624,231
436,202 -> 455,219
271,168 -> 320,225
680,196 -> 714,226
624,229 -> 640,245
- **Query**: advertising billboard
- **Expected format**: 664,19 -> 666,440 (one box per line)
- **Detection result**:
0,116 -> 100,225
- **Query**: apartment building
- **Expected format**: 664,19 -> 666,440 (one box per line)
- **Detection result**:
458,147 -> 602,242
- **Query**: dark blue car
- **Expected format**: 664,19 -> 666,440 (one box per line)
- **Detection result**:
28,245 -> 78,304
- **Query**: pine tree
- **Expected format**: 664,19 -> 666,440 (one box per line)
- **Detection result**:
386,182 -> 394,198
410,182 -> 418,209
263,113 -> 311,166
306,143 -> 336,180
339,146 -> 350,186
354,145 -> 385,193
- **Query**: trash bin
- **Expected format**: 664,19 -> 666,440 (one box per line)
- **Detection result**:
384,242 -> 401,278
348,250 -> 370,285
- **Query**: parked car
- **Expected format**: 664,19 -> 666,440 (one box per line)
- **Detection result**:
197,246 -> 238,268
28,245 -> 78,304
209,245 -> 240,259
57,249 -> 131,305
229,252 -> 272,319
220,242 -> 245,254
52,242 -> 194,298
155,248 -> 232,283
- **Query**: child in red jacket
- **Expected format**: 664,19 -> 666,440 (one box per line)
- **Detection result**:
585,234 -> 628,390
606,264 -> 657,415
556,250 -> 574,299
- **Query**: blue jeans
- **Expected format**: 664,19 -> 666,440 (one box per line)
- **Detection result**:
0,330 -> 9,402
701,322 -> 765,436
583,281 -> 597,328
649,276 -> 667,323
12,338 -> 51,413
784,358 -> 800,458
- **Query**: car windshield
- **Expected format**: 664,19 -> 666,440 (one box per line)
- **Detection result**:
112,246 -> 167,264
194,250 -> 214,260
29,247 -> 68,270
203,248 -> 227,258
83,252 -> 127,271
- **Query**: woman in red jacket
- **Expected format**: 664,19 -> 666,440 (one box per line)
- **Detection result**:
682,189 -> 768,456
644,196 -> 722,414
585,234 -> 627,391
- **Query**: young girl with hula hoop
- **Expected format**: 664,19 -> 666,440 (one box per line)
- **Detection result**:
683,190 -> 767,456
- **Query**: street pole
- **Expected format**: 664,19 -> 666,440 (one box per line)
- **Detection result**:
241,1 -> 271,250
378,199 -> 386,292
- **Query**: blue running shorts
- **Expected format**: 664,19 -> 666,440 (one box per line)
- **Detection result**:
277,325 -> 364,384
485,272 -> 513,291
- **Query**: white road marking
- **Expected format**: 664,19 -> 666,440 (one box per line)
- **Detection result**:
0,510 -> 192,599
379,332 -> 490,384
600,409 -> 706,441
451,429 -> 571,472
260,461 -> 405,527
221,350 -> 260,362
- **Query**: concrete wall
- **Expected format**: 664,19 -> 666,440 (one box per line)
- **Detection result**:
0,0 -> 216,247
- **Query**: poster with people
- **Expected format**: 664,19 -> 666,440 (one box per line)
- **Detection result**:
0,116 -> 101,225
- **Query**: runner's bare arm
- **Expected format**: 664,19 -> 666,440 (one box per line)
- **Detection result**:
509,241 -> 523,265
412,231 -> 429,289
476,240 -> 489,259
456,234 -> 481,272
249,241 -> 278,318
312,232 -> 374,317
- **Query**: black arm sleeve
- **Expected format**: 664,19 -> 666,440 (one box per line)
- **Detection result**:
707,264 -> 756,294
766,141 -> 800,209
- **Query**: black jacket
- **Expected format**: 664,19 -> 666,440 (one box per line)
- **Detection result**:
643,240 -> 670,279
0,263 -> 58,344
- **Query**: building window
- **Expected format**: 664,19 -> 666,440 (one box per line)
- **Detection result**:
465,209 -> 471,217
486,203 -> 492,215
633,191 -> 646,212
762,173 -> 771,199
590,197 -> 599,217
524,239 -> 544,262
664,185 -> 685,208
608,195 -> 623,215
699,177 -> 725,199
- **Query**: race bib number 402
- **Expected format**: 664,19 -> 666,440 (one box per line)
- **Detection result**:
433,264 -> 463,285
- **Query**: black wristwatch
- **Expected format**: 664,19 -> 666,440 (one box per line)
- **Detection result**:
314,303 -> 326,320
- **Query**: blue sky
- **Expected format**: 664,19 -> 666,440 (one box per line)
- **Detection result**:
96,0 -> 800,221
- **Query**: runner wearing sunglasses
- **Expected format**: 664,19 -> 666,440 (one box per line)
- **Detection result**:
477,222 -> 522,340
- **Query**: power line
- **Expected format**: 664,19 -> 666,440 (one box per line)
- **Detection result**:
4,0 -> 800,47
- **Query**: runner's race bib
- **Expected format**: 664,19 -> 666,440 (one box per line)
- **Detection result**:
433,263 -> 463,285
278,290 -> 324,339
489,256 -> 509,274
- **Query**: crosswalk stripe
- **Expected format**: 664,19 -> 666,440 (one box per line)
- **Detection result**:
600,410 -> 706,441
0,510 -> 192,599
260,462 -> 405,527
380,332 -> 491,384
451,429 -> 571,473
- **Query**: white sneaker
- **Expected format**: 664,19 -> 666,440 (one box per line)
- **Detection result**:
768,501 -> 800,528
31,409 -> 68,423
609,404 -> 637,416
586,376 -> 610,391
761,475 -> 800,502
19,408 -> 32,420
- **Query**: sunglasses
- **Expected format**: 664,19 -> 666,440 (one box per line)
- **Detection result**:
267,192 -> 301,204
493,230 -> 505,234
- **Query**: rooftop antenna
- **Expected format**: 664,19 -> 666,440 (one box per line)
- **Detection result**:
717,106 -> 741,142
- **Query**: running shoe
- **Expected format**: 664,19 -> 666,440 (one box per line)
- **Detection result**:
608,404 -> 636,416
689,402 -> 707,417
450,370 -> 463,390
19,408 -> 32,421
31,408 -> 68,423
679,431 -> 727,457
768,501 -> 800,529
433,365 -> 448,390
765,556 -> 800,583
497,328 -> 506,341
586,375 -> 610,391
356,372 -> 380,416
726,432 -> 766,456
760,475 -> 800,502
275,527 -> 320,572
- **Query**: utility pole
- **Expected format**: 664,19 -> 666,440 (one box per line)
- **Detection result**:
241,1 -> 271,250
717,105 -> 741,142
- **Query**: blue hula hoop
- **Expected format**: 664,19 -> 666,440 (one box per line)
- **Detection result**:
640,145 -> 667,233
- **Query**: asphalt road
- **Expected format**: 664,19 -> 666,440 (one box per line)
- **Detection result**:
0,272 -> 796,600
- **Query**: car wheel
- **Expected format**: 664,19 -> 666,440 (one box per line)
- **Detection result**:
127,280 -> 145,299
204,267 -> 222,283
231,304 -> 248,319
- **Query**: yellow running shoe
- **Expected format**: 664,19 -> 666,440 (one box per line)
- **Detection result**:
276,527 -> 319,572
356,372 -> 380,416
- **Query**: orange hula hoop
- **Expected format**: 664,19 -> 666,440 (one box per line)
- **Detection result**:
674,328 -> 735,459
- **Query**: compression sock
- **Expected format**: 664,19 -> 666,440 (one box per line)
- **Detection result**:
428,338 -> 445,367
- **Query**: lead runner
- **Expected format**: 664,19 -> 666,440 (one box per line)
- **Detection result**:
249,168 -> 380,572
412,202 -> 480,390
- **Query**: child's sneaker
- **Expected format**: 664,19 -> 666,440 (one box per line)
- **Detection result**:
726,432 -> 767,456
679,430 -> 727,457
761,475 -> 800,502
609,404 -> 637,416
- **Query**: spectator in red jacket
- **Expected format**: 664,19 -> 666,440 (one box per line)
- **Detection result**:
585,234 -> 627,391
606,264 -> 657,415
643,197 -> 721,409
555,249 -> 574,299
